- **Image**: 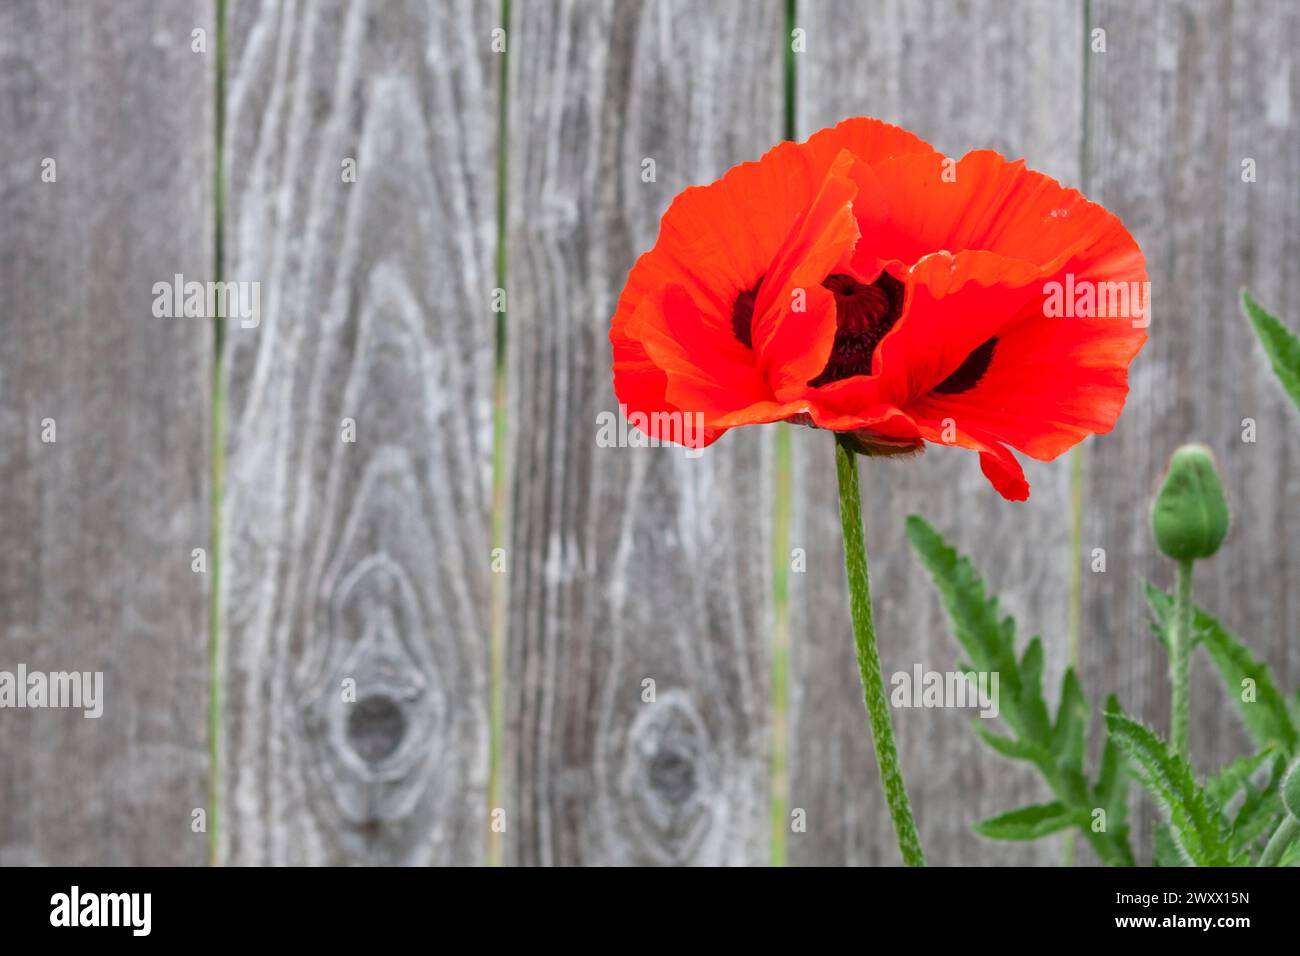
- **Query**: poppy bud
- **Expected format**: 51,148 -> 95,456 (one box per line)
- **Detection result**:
1151,444 -> 1229,561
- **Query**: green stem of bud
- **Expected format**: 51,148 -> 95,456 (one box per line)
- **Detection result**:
1170,559 -> 1194,759
835,435 -> 925,866
1259,815 -> 1299,867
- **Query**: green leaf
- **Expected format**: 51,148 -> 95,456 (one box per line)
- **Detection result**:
1241,289 -> 1300,414
909,514 -> 1133,866
1053,669 -> 1088,776
1231,786 -> 1283,857
1284,760 -> 1300,819
973,725 -> 1052,765
1202,626 -> 1297,755
1207,750 -> 1275,806
973,802 -> 1083,841
1021,638 -> 1045,702
905,516 -> 1033,739
1228,753 -> 1289,857
1092,694 -> 1134,865
1145,583 -> 1297,755
1153,824 -> 1190,867
1144,582 -> 1199,650
1104,712 -> 1236,866
1093,825 -> 1137,868
1095,696 -> 1127,804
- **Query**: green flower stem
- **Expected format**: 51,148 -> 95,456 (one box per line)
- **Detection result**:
1259,815 -> 1300,867
1170,558 -> 1194,759
834,435 -> 925,866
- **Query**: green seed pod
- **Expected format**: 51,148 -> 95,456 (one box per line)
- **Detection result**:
1151,444 -> 1229,561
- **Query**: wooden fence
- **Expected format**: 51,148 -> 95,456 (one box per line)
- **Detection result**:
1,0 -> 1295,866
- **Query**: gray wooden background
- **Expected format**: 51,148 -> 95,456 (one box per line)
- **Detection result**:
1,0 -> 1295,866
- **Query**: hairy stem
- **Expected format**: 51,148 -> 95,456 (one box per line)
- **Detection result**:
835,435 -> 925,866
1170,559 -> 1194,759
1259,815 -> 1299,867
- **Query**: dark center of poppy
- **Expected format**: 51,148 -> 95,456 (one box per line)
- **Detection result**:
807,272 -> 906,387
731,277 -> 762,349
932,336 -> 998,395
731,270 -> 997,397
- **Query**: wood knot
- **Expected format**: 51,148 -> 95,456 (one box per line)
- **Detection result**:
619,689 -> 717,863
347,694 -> 408,764
303,552 -> 445,827
647,747 -> 697,804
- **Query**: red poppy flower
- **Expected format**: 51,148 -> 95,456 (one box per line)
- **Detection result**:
610,118 -> 1148,500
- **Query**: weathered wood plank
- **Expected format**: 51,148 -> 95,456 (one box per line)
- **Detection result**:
1083,0 -> 1300,861
0,0 -> 213,865
790,0 -> 1084,865
219,0 -> 496,864
503,0 -> 782,866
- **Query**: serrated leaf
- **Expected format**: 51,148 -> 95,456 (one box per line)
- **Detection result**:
1284,760 -> 1300,819
1207,750 -> 1275,805
1241,289 -> 1300,413
1231,787 -> 1283,857
1091,694 -> 1134,865
911,515 -> 1135,866
905,516 -> 1032,739
1021,638 -> 1044,700
1145,584 -> 1297,755
1153,824 -> 1190,867
973,725 -> 1051,764
1093,825 -> 1137,868
1232,753 -> 1296,857
973,802 -> 1082,840
1053,669 -> 1088,777
1018,638 -> 1053,748
1085,695 -> 1136,866
1095,695 -> 1127,806
1143,582 -> 1200,650
1104,712 -> 1235,866
1202,624 -> 1297,754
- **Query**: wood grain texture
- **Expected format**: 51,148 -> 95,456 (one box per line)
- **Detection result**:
219,0 -> 496,864
503,0 -> 782,866
1082,0 -> 1300,862
0,0 -> 213,865
789,0 -> 1085,865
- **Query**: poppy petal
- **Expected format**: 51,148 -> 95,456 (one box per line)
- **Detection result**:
627,284 -> 774,427
799,116 -> 940,174
849,149 -> 1133,275
978,445 -> 1031,502
912,415 -> 1030,502
883,233 -> 1146,463
751,149 -> 862,399
907,294 -> 1145,463
871,250 -> 1046,405
612,118 -> 938,375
